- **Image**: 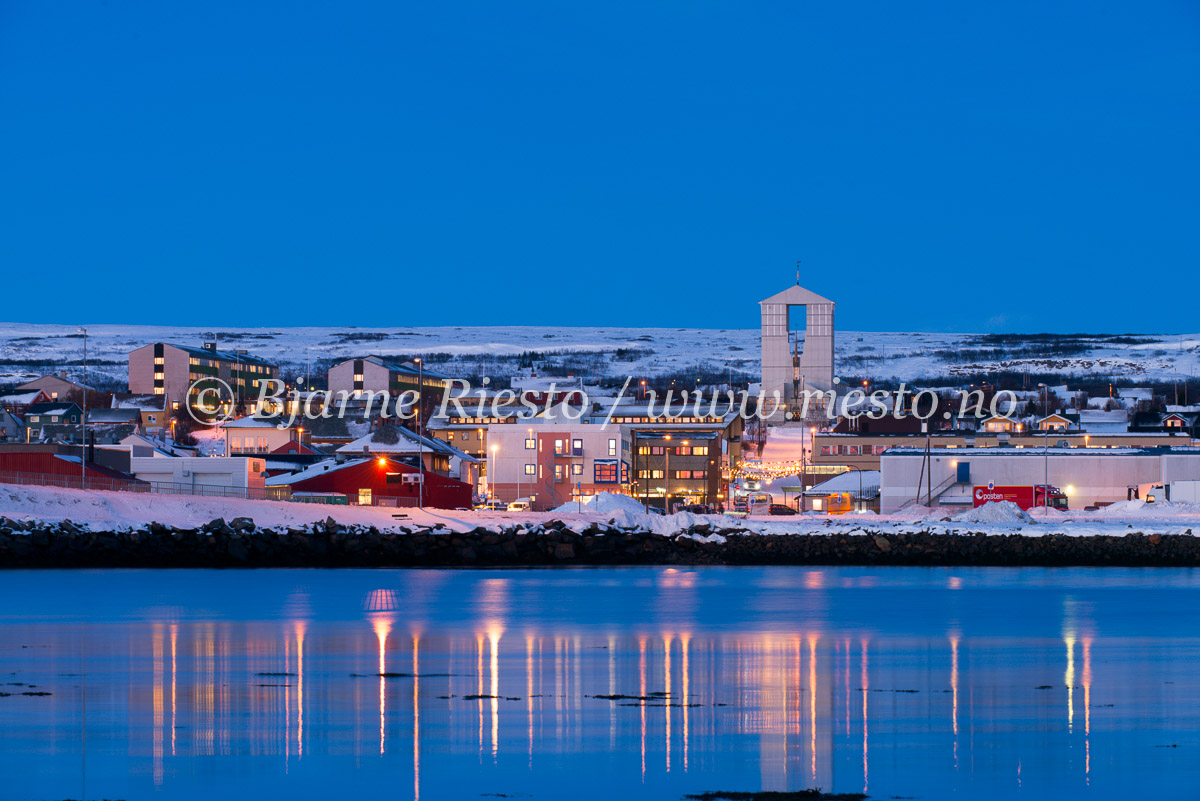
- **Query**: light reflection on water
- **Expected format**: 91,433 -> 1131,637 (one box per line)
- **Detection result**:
0,566 -> 1197,800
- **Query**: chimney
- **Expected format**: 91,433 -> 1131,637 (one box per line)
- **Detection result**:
203,342 -> 217,353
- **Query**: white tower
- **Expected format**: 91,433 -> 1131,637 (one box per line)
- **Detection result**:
759,284 -> 835,411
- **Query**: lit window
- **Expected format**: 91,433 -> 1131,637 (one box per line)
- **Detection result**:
524,463 -> 536,476
608,438 -> 617,456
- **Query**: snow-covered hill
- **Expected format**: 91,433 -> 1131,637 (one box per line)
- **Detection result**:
0,322 -> 1196,389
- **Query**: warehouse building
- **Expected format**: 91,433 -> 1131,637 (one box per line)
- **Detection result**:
880,446 -> 1200,512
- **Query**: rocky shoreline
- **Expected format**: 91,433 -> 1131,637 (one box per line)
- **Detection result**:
0,515 -> 1196,568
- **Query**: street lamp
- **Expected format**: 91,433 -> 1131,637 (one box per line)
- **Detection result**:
490,444 -> 498,500
415,358 -> 424,508
1038,383 -> 1049,512
664,434 -> 672,513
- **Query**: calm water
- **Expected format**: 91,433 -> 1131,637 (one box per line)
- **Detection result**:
0,567 -> 1197,800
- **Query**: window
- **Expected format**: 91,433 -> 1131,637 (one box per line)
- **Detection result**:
554,464 -> 564,481
257,436 -> 268,452
650,446 -> 665,455
554,439 -> 565,455
595,462 -> 618,483
358,488 -> 373,505
676,446 -> 691,456
525,437 -> 536,450
29,416 -> 39,423
608,438 -> 617,456
637,445 -> 650,455
232,437 -> 242,451
524,463 -> 536,476
650,469 -> 664,479
693,445 -> 708,456
572,438 -> 583,454
571,463 -> 583,476
148,415 -> 157,423
675,470 -> 704,480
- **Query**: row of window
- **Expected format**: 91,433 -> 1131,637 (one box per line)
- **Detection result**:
520,461 -> 629,484
230,437 -> 271,452
636,469 -> 707,480
26,414 -> 77,424
636,445 -> 709,456
818,444 -> 889,456
610,416 -> 724,424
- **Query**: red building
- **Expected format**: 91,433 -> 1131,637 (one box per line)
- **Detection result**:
0,449 -> 148,492
265,456 -> 472,508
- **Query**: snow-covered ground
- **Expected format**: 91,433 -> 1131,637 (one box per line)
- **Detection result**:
1,485 -> 1196,540
1,322 -> 1197,388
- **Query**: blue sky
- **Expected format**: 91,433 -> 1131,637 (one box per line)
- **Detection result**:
2,1 -> 1197,332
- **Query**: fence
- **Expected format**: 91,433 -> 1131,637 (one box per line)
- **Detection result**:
0,470 -> 426,508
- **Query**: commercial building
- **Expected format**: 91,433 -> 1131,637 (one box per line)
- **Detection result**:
879,446 -> 1200,512
813,431 -> 1195,473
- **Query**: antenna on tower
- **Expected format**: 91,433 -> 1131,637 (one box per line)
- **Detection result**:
795,259 -> 802,285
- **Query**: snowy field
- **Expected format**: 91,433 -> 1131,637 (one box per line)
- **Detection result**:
1,484 -> 1196,540
1,322 -> 1197,388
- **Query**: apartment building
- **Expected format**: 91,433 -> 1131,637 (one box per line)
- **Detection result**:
129,342 -> 278,411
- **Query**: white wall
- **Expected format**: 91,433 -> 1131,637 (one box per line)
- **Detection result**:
881,449 -> 1167,511
130,456 -> 264,491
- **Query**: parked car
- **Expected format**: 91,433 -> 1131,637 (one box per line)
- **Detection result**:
478,499 -> 507,511
507,498 -> 532,512
768,504 -> 798,516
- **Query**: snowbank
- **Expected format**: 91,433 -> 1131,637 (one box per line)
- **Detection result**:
952,501 -> 1033,524
552,492 -> 646,516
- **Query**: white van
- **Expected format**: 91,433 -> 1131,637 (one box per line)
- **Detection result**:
507,498 -> 532,512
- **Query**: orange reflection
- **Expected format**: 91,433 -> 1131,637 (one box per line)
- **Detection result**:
413,631 -> 421,801
372,615 -> 392,755
1082,636 -> 1092,784
681,632 -> 691,773
949,632 -> 960,771
294,620 -> 306,759
664,633 -> 672,772
488,623 -> 503,759
638,634 -> 647,782
153,624 -> 163,786
860,637 -> 869,794
1064,632 -> 1076,733
808,634 -> 818,783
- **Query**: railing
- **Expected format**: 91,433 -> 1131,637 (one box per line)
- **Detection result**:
0,470 -> 431,508
0,470 -> 275,501
897,473 -> 960,509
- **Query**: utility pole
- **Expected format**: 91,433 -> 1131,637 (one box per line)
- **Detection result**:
78,327 -> 87,489
1040,383 -> 1049,511
416,358 -> 424,508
